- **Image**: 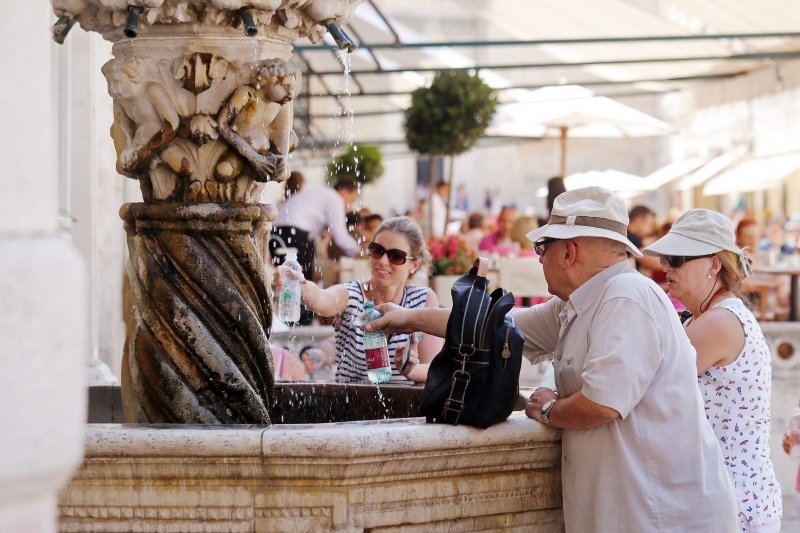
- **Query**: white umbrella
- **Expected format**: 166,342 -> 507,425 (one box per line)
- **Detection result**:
489,85 -> 674,177
536,169 -> 653,198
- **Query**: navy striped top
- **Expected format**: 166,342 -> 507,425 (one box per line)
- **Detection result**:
334,281 -> 430,383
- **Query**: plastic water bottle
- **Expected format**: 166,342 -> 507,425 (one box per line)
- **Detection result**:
361,301 -> 392,384
278,251 -> 302,323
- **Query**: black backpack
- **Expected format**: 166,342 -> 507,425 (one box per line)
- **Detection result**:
420,258 -> 524,428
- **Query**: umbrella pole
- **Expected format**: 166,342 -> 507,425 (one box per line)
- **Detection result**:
560,126 -> 568,178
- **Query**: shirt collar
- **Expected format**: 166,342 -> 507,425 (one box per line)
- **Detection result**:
568,259 -> 633,316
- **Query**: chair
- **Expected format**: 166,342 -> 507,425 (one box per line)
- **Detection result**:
497,257 -> 550,303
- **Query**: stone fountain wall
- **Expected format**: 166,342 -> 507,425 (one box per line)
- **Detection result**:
59,415 -> 563,532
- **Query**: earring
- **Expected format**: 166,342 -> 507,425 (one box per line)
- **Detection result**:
707,273 -> 712,279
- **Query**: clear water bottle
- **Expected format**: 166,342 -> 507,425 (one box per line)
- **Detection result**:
361,301 -> 392,384
278,251 -> 302,323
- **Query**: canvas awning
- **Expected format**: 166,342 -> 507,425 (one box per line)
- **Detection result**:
702,153 -> 800,195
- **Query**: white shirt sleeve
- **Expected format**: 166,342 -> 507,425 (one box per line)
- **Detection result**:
511,298 -> 563,365
326,192 -> 360,257
580,297 -> 663,418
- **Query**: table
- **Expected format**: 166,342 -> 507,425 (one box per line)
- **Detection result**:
752,265 -> 800,321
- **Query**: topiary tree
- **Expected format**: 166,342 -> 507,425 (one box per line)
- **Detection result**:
327,143 -> 384,185
404,71 -> 497,234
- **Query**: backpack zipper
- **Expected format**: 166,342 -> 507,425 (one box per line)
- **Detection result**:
500,326 -> 512,370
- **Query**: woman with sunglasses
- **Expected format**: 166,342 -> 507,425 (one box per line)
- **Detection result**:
644,209 -> 782,532
274,216 -> 443,384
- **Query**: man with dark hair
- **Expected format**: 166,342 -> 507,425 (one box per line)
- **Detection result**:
626,205 -> 656,250
270,178 -> 360,324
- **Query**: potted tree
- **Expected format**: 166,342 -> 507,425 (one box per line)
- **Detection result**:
327,143 -> 384,185
403,70 -> 497,235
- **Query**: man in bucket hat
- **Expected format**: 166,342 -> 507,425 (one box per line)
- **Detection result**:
366,187 -> 737,532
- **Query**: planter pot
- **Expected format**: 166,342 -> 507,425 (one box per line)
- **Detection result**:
432,275 -> 460,307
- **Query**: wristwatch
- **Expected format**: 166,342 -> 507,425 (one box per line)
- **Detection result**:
541,398 -> 558,426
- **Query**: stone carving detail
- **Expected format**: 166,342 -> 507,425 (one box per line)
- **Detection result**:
52,0 -> 365,426
103,54 -> 298,203
52,0 -> 364,43
120,203 -> 274,423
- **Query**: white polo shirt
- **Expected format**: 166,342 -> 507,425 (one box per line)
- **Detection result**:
513,259 -> 737,533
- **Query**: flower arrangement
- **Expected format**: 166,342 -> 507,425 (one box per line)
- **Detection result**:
428,234 -> 477,276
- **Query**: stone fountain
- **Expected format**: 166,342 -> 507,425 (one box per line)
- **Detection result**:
50,1 -> 563,530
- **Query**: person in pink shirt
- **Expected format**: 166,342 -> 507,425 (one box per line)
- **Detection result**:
479,206 -> 518,256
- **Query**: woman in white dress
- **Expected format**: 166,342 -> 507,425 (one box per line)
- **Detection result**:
644,209 -> 782,533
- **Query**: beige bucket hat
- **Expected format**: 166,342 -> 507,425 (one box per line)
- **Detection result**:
643,209 -> 752,275
526,186 -> 642,257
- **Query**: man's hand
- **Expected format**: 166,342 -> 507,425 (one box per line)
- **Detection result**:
366,303 -> 417,335
525,387 -> 559,425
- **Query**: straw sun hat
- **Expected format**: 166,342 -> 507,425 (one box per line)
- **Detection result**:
643,209 -> 752,276
526,186 -> 642,257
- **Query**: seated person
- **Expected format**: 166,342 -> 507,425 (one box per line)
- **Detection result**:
509,215 -> 539,257
461,212 -> 486,252
479,206 -> 519,256
737,217 -> 790,319
270,342 -> 310,381
274,216 -> 444,384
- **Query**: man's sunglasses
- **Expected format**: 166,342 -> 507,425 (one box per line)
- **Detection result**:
534,238 -> 560,256
367,242 -> 417,265
659,254 -> 714,268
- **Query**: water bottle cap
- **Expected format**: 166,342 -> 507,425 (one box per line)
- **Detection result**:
285,251 -> 298,261
275,246 -> 298,257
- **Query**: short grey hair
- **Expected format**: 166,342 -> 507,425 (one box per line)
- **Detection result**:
374,216 -> 431,270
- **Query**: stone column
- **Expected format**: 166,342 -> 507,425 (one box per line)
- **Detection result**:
0,2 -> 88,532
51,0 -> 364,424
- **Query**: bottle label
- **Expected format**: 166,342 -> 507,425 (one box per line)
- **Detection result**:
365,345 -> 389,370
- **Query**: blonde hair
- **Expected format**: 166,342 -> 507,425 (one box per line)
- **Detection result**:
374,216 -> 431,272
510,215 -> 538,250
715,250 -> 748,299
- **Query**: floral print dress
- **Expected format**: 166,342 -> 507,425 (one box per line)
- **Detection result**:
698,298 -> 782,530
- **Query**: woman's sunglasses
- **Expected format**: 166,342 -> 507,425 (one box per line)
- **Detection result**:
659,254 -> 714,268
367,242 -> 417,266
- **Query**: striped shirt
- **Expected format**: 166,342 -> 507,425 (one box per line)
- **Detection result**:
334,281 -> 430,383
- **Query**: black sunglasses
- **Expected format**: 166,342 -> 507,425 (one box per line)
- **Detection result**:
367,242 -> 417,265
534,238 -> 560,256
659,254 -> 714,268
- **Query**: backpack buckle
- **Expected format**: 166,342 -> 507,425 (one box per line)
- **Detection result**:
441,370 -> 471,425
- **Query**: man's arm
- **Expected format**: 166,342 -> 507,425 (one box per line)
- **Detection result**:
367,304 -> 450,338
526,388 -> 619,429
326,193 -> 360,256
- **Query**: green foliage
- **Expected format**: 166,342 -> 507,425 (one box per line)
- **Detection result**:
327,143 -> 384,185
404,71 -> 498,156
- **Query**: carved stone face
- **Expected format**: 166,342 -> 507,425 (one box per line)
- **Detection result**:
267,77 -> 295,105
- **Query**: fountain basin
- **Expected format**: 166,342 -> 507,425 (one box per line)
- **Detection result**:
59,415 -> 562,532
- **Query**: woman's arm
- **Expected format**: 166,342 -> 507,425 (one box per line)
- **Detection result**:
685,308 -> 745,374
273,267 -> 349,317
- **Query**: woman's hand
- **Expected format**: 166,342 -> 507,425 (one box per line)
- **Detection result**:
394,333 -> 420,378
272,265 -> 305,295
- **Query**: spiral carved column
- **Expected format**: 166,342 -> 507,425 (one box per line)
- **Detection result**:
121,203 -> 274,423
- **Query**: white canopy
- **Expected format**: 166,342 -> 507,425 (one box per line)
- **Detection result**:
703,153 -> 800,195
